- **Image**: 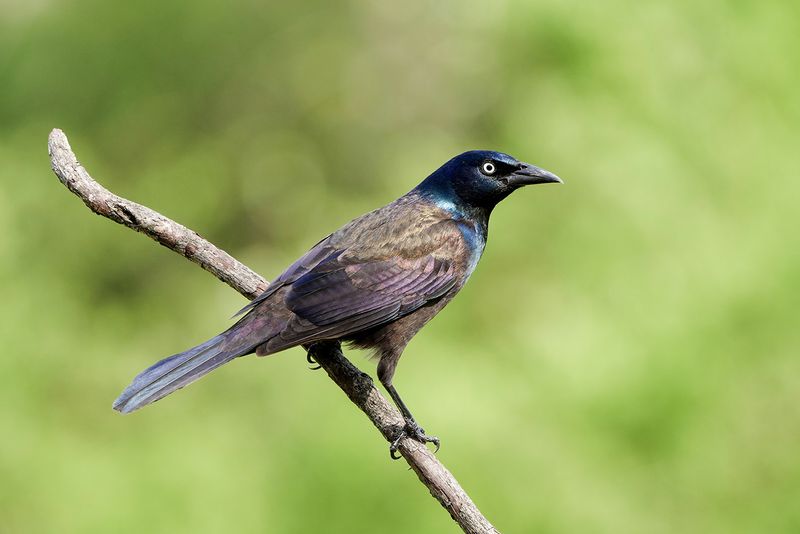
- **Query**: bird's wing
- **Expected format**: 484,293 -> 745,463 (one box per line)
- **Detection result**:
235,195 -> 465,349
232,235 -> 335,317
235,193 -> 456,319
274,251 -> 458,346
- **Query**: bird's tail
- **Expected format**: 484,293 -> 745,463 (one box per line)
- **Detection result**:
113,332 -> 253,414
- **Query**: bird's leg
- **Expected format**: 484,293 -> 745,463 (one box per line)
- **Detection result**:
385,383 -> 440,459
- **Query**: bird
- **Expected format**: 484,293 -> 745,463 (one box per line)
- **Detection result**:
113,150 -> 561,456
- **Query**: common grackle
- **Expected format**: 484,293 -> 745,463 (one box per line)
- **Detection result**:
113,150 -> 561,456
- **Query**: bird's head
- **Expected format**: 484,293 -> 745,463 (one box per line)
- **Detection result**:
417,150 -> 562,213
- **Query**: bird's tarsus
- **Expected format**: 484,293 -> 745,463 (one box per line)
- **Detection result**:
389,418 -> 440,459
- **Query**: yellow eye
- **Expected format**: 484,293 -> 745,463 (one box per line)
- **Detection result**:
481,162 -> 496,175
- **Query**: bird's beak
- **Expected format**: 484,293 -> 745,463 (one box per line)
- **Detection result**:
508,162 -> 563,187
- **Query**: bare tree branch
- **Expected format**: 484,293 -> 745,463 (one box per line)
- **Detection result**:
48,129 -> 500,534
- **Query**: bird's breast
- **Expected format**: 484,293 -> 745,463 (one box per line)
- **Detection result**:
455,219 -> 486,280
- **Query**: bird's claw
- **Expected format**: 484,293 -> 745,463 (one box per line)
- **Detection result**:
306,352 -> 322,370
389,419 -> 440,459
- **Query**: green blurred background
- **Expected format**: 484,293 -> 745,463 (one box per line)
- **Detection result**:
1,0 -> 798,532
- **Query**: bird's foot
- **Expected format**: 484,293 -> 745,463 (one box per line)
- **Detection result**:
389,418 -> 440,459
306,352 -> 322,370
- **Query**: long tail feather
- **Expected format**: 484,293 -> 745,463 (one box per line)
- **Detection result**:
113,334 -> 241,413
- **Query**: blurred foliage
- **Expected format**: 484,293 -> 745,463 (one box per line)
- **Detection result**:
1,0 -> 798,532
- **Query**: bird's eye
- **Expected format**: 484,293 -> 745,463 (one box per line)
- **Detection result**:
481,162 -> 496,175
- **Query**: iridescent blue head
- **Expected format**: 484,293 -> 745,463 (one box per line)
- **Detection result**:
415,150 -> 562,214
